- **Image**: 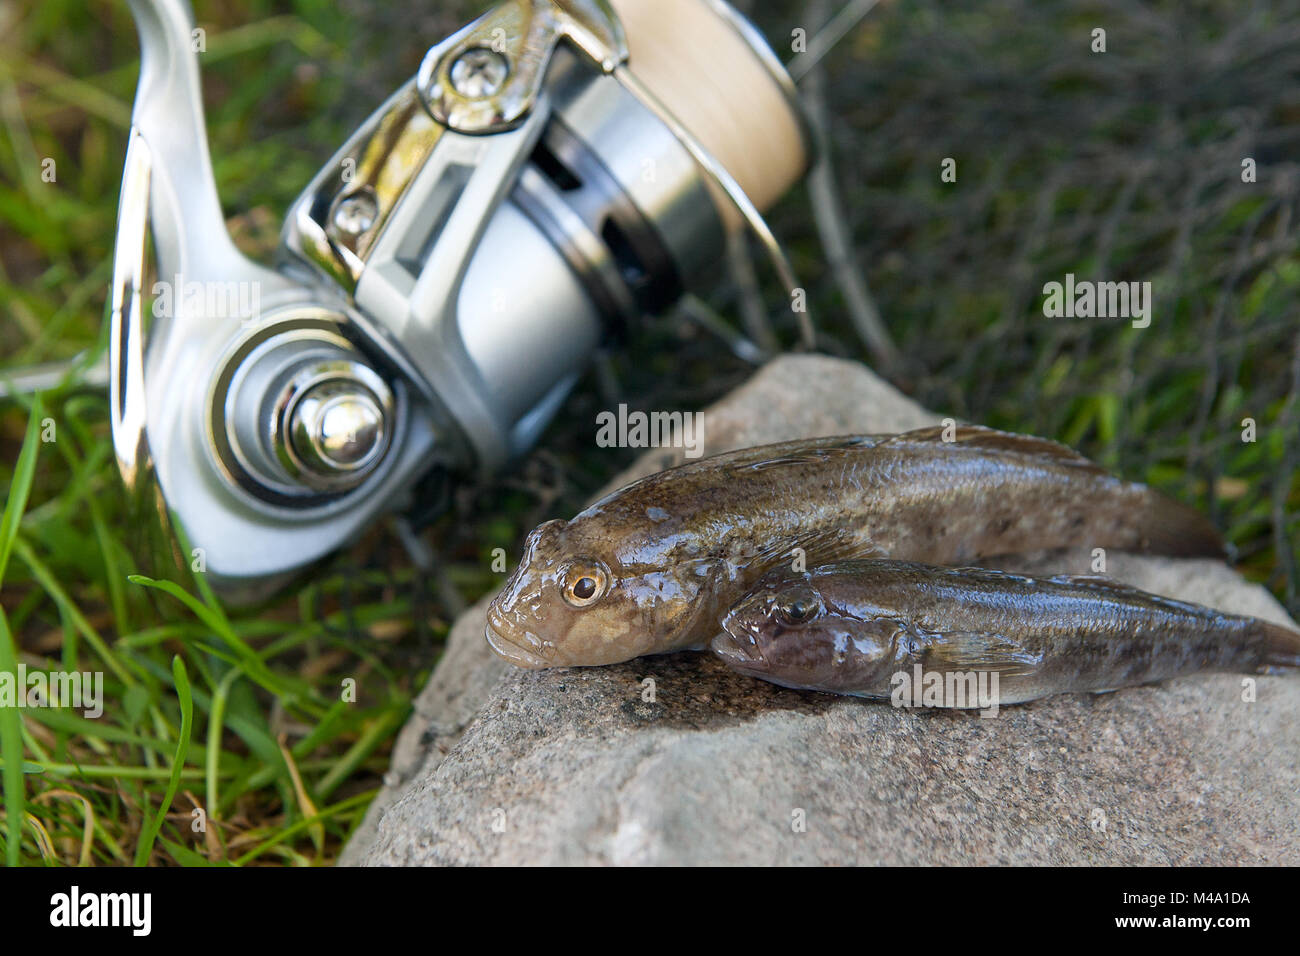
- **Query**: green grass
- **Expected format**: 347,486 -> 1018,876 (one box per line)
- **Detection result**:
0,391 -> 428,864
2,0 -> 1298,865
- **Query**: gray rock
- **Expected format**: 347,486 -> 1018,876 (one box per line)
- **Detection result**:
341,354 -> 1300,866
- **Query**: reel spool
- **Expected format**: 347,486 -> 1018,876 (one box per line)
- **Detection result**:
110,0 -> 810,590
609,0 -> 809,220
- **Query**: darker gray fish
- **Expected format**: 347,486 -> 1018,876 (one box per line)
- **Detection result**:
713,560 -> 1300,705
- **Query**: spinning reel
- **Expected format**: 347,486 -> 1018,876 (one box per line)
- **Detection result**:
107,0 -> 811,592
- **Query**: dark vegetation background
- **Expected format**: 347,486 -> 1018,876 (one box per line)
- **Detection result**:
0,0 -> 1296,863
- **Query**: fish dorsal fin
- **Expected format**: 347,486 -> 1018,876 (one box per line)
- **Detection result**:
888,425 -> 1108,473
742,454 -> 834,472
1044,573 -> 1139,592
722,435 -> 883,473
921,630 -> 1042,678
586,436 -> 875,511
1044,574 -> 1210,616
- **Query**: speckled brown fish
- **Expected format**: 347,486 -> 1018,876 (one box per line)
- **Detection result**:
712,560 -> 1300,704
487,425 -> 1225,668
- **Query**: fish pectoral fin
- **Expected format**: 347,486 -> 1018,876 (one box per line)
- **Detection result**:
922,631 -> 1042,679
739,527 -> 873,576
890,424 -> 1108,474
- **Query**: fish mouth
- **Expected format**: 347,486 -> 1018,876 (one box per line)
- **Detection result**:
484,612 -> 551,669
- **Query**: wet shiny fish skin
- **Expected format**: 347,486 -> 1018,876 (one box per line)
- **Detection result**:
486,425 -> 1226,669
712,560 -> 1300,703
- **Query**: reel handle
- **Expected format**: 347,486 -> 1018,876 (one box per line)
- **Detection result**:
111,0 -> 307,488
118,0 -> 277,286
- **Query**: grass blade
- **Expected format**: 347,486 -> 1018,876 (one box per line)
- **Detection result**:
0,393 -> 43,585
0,395 -> 44,866
0,609 -> 25,867
128,574 -> 308,704
133,656 -> 193,866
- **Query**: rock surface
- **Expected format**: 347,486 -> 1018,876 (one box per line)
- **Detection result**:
341,355 -> 1300,866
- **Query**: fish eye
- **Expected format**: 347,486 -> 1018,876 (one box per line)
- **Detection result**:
560,560 -> 609,608
773,589 -> 819,626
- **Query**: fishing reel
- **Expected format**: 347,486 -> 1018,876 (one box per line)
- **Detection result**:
109,0 -> 811,593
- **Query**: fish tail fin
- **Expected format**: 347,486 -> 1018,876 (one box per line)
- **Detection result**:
1134,490 -> 1227,559
1261,620 -> 1300,670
